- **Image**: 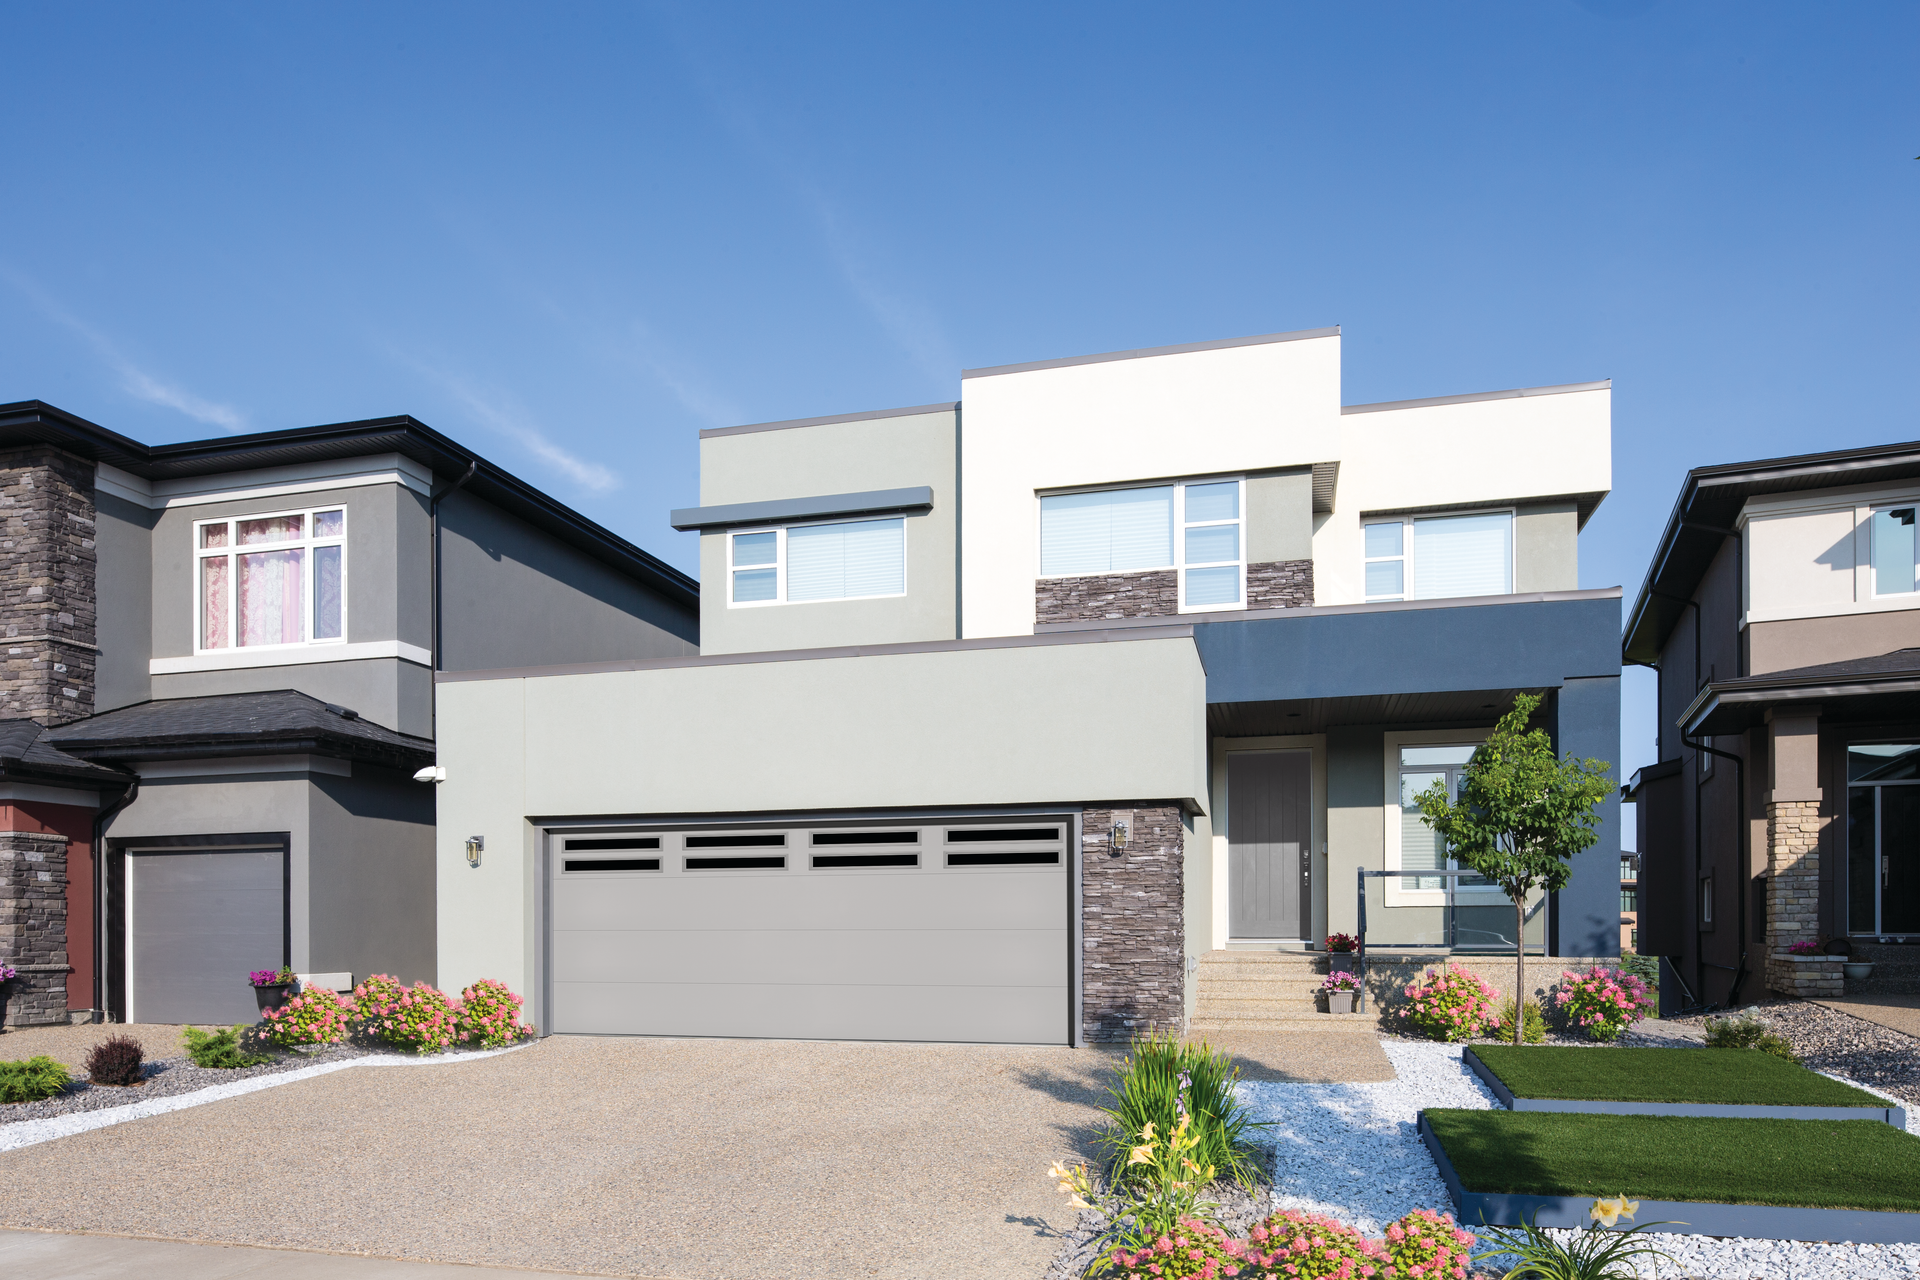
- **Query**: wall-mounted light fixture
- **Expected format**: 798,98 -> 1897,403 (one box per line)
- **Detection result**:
414,765 -> 447,783
1112,816 -> 1131,850
465,835 -> 484,868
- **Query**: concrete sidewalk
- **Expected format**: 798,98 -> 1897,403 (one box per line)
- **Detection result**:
1814,994 -> 1920,1040
0,1230 -> 587,1279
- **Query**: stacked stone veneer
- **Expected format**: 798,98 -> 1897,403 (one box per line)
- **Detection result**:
1082,804 -> 1184,1042
1037,560 -> 1314,625
0,830 -> 71,1026
1764,798 -> 1843,998
0,447 -> 97,726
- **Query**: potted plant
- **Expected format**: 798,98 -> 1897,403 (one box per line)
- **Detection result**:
0,962 -> 15,1029
1844,959 -> 1876,982
250,966 -> 296,1013
1325,933 -> 1360,974
1321,970 -> 1362,1014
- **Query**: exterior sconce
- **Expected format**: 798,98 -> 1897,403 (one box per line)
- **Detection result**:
1112,817 -> 1131,850
465,836 -> 484,868
414,765 -> 447,783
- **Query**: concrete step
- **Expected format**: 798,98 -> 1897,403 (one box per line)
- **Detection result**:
1195,977 -> 1333,996
1190,1012 -> 1381,1033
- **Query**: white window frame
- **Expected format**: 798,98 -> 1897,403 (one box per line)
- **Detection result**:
1382,727 -> 1509,907
1868,503 -> 1920,600
1363,508 -> 1516,603
193,506 -> 348,655
1034,476 -> 1246,614
724,517 -> 908,609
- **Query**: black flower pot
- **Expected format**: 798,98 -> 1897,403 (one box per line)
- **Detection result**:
254,983 -> 292,1013
0,990 -> 9,1030
1329,952 -> 1358,974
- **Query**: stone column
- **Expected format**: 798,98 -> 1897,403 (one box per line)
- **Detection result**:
0,829 -> 72,1026
1081,804 -> 1185,1042
1763,707 -> 1841,998
0,447 -> 98,725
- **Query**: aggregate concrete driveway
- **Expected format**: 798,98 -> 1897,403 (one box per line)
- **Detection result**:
0,1035 -> 1119,1279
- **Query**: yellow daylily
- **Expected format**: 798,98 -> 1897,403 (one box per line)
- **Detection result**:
1047,1161 -> 1070,1181
1139,1121 -> 1156,1140
1590,1195 -> 1638,1228
1127,1144 -> 1154,1165
1068,1194 -> 1091,1210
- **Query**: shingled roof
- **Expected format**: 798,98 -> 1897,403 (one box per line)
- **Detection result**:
45,690 -> 436,771
0,718 -> 135,786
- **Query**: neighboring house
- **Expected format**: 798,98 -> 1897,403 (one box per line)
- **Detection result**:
1620,853 -> 1639,951
435,327 -> 1623,1046
0,401 -> 697,1028
1623,440 -> 1920,1010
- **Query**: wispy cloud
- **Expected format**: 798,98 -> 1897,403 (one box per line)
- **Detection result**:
0,267 -> 249,432
395,351 -> 621,492
619,320 -> 744,428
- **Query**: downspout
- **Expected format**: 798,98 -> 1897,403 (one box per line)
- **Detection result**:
92,774 -> 138,1023
428,462 -> 478,737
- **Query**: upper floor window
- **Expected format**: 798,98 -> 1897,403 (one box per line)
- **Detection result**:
196,508 -> 345,651
1364,510 -> 1512,602
1870,506 -> 1918,597
1038,478 -> 1244,611
729,517 -> 905,606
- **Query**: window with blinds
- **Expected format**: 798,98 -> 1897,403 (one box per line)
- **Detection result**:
728,518 -> 905,606
1365,510 -> 1513,602
1038,478 -> 1244,610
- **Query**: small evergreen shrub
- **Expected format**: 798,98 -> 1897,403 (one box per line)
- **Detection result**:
1494,996 -> 1547,1044
182,1025 -> 271,1069
262,982 -> 352,1047
1703,1010 -> 1797,1061
354,974 -> 461,1053
84,1034 -> 145,1086
458,978 -> 535,1048
1553,966 -> 1656,1042
1244,1209 -> 1389,1279
0,1055 -> 71,1103
1383,1208 -> 1475,1280
1108,1218 -> 1247,1279
1395,968 -> 1497,1042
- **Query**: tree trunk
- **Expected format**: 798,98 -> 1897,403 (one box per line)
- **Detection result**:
1513,893 -> 1527,1047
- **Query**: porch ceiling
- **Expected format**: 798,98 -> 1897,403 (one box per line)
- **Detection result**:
1208,688 -> 1546,737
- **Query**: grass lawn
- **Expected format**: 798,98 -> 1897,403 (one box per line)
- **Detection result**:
1424,1109 -> 1920,1212
1470,1045 -> 1886,1108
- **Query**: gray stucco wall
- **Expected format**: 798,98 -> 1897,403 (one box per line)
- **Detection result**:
1325,725 -> 1385,938
1246,469 -> 1313,564
438,489 -> 697,672
1514,501 -> 1579,593
696,408 -> 958,654
153,658 -> 432,738
94,489 -> 155,712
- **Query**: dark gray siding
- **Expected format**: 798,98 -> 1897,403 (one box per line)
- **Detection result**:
92,490 -> 155,712
310,765 -> 436,988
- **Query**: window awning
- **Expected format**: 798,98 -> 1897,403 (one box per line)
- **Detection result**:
670,486 -> 934,532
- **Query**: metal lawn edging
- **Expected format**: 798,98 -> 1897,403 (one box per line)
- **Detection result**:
1463,1047 -> 1907,1127
1416,1111 -> 1920,1244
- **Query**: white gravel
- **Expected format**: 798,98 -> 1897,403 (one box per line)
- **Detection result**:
1239,1039 -> 1920,1280
0,1041 -> 533,1153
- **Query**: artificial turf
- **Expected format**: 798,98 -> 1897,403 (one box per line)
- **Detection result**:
1469,1044 -> 1887,1108
1424,1109 -> 1920,1212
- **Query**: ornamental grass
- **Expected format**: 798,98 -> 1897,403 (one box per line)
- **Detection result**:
1097,1027 -> 1271,1191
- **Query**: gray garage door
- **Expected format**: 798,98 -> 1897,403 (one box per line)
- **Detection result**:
130,847 -> 286,1025
548,819 -> 1071,1044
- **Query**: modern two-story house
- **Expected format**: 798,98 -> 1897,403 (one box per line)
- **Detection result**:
1625,440 -> 1920,1009
0,401 -> 697,1028
434,327 -> 1622,1045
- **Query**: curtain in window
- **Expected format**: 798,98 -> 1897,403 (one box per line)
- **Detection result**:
1040,487 -> 1172,575
787,518 -> 903,601
238,549 -> 305,645
201,557 -> 230,649
1413,512 -> 1511,599
238,515 -> 304,545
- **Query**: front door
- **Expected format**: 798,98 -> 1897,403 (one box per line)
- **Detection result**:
1228,750 -> 1310,939
1849,742 -> 1920,936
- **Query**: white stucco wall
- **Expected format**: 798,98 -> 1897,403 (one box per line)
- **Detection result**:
1741,481 -> 1920,625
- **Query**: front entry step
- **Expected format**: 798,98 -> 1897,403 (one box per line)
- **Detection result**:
1191,949 -> 1384,1032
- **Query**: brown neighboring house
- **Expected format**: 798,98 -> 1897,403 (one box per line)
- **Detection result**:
1624,441 -> 1920,1010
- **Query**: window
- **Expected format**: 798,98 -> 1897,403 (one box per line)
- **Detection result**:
1039,478 -> 1244,611
1619,855 -> 1637,883
195,508 -> 345,651
1871,507 -> 1918,597
1399,744 -> 1483,890
728,518 -> 905,606
1364,511 -> 1513,602
1620,887 -> 1637,913
1846,742 -> 1920,936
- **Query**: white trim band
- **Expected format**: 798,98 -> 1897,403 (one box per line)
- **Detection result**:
133,755 -> 353,780
150,639 -> 431,675
97,455 -> 434,509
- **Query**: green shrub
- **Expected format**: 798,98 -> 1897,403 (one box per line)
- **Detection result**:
1097,1027 -> 1270,1191
261,983 -> 351,1047
1703,1010 -> 1797,1062
1396,967 -> 1498,1042
353,974 -> 462,1053
182,1025 -> 271,1069
1618,949 -> 1661,987
0,1055 -> 72,1103
1495,996 -> 1547,1044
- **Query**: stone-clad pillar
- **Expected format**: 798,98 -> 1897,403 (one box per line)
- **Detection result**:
1764,707 -> 1842,998
0,447 -> 98,725
1081,804 -> 1185,1043
0,829 -> 71,1026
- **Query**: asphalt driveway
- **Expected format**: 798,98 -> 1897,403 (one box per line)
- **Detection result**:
0,1035 -> 1116,1279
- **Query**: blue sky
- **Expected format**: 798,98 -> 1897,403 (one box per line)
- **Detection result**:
1,3 -> 1914,791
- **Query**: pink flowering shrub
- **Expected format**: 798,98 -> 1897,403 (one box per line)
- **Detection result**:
1394,968 -> 1496,1043
1382,1208 -> 1474,1280
459,978 -> 535,1048
1553,966 -> 1655,1042
1109,1218 -> 1247,1279
1243,1209 -> 1388,1279
353,974 -> 461,1053
261,980 -> 352,1047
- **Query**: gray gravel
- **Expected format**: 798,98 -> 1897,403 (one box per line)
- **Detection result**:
0,1045 -> 371,1125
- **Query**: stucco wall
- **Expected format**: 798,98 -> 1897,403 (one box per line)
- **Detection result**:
94,490 -> 155,712
153,657 -> 432,738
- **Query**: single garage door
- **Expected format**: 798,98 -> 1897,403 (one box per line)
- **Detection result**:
129,846 -> 287,1025
548,818 -> 1071,1043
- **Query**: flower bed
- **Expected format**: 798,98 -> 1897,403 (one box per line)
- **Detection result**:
1552,965 -> 1655,1041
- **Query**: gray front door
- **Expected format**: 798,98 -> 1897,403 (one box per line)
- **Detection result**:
130,847 -> 286,1024
1229,751 -> 1310,939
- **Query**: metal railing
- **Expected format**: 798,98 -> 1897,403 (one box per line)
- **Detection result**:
1355,867 -> 1546,1012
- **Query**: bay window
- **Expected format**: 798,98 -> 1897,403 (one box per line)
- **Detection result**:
1364,510 -> 1513,602
196,508 -> 346,651
1038,477 -> 1245,611
728,517 -> 906,606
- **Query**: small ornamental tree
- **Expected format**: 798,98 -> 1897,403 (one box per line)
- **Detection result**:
1412,693 -> 1612,1046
